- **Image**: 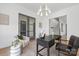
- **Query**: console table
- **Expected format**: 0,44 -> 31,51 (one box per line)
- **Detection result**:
36,35 -> 60,56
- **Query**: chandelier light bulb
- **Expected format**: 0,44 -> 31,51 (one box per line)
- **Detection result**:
39,5 -> 42,11
46,12 -> 48,16
45,5 -> 48,10
40,12 -> 43,16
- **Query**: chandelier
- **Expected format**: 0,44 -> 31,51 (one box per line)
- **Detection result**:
37,4 -> 51,16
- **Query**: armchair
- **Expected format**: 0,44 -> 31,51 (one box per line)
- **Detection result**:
56,35 -> 79,56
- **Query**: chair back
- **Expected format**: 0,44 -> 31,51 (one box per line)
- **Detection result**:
68,35 -> 79,49
44,35 -> 53,41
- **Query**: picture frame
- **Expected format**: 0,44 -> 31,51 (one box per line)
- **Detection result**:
0,13 -> 9,25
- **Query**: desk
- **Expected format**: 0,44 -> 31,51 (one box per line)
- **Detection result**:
36,35 -> 61,56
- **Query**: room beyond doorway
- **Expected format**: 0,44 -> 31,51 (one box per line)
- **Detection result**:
49,15 -> 67,40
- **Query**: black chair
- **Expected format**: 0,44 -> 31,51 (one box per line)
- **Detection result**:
56,35 -> 79,56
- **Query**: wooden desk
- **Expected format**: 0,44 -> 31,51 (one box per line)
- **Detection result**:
36,35 -> 60,56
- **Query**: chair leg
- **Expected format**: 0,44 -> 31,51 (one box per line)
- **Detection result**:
36,41 -> 38,56
47,47 -> 50,56
58,51 -> 60,56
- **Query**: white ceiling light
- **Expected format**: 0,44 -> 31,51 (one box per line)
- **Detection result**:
37,4 -> 51,16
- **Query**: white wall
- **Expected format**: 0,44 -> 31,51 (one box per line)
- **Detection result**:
0,4 -> 37,48
49,4 -> 79,39
59,16 -> 67,35
0,4 -> 49,48
35,16 -> 49,38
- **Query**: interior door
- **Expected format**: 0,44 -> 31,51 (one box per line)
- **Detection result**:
19,14 -> 35,38
28,17 -> 35,38
20,21 -> 26,36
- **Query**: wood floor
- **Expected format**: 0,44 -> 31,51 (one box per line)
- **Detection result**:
0,47 -> 10,56
0,40 -> 36,56
0,39 -> 79,56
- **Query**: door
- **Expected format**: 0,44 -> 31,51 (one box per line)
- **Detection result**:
19,14 -> 35,38
20,21 -> 26,36
28,17 -> 35,38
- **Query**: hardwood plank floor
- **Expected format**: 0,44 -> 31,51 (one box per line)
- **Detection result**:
0,47 -> 10,56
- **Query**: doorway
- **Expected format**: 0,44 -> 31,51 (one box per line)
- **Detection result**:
18,13 -> 36,39
49,15 -> 67,40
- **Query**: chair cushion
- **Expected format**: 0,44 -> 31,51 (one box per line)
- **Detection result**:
70,48 -> 78,56
56,43 -> 70,52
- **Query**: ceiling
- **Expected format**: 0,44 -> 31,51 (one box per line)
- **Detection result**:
17,3 -> 79,14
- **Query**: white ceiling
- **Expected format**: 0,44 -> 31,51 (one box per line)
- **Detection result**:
17,3 -> 79,13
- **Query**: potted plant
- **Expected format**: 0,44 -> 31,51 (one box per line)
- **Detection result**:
11,40 -> 19,47
17,35 -> 24,44
17,35 -> 23,40
17,35 -> 24,53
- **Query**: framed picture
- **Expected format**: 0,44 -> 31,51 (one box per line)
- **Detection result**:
0,13 -> 9,25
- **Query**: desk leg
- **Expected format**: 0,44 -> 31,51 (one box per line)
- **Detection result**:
47,46 -> 50,56
36,41 -> 38,56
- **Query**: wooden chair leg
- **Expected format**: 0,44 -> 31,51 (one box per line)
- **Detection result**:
58,51 -> 60,56
47,47 -> 50,56
36,42 -> 38,56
